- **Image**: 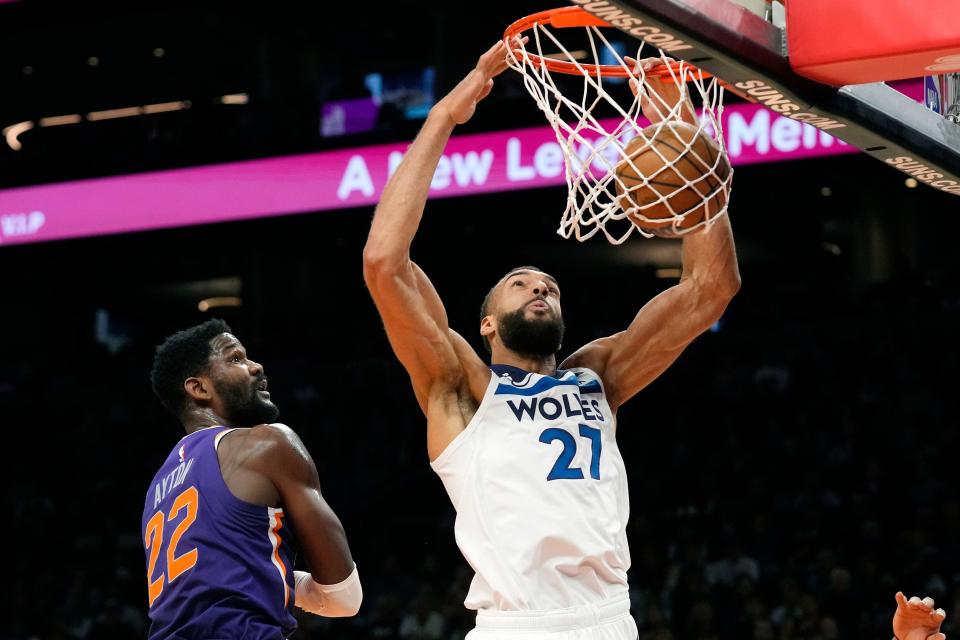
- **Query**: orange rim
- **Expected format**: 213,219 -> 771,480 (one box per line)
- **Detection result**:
504,6 -> 713,82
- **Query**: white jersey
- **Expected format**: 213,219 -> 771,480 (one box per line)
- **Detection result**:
431,365 -> 631,612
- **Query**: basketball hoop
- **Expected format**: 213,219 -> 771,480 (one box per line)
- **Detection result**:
505,7 -> 733,243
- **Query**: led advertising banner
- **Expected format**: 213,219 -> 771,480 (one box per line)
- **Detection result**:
0,101 -> 863,246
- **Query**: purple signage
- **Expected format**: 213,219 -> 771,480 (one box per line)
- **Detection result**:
0,101 -> 856,246
321,98 -> 380,137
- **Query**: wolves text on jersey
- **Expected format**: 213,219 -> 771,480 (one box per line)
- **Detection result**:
506,392 -> 606,423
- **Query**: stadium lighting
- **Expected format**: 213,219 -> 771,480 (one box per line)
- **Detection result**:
3,121 -> 33,151
198,297 -> 243,312
3,99 -> 196,149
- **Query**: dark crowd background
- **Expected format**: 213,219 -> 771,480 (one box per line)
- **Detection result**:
3,2 -> 960,640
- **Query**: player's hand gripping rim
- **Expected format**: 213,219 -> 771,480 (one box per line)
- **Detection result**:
432,37 -> 527,127
624,55 -> 694,125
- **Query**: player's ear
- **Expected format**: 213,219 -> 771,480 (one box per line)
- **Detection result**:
184,376 -> 213,402
479,315 -> 496,342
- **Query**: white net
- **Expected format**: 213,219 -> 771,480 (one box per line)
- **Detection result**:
505,14 -> 733,244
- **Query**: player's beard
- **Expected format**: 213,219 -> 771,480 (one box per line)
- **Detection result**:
214,377 -> 280,427
498,306 -> 565,358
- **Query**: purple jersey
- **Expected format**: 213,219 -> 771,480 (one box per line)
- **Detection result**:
142,426 -> 297,639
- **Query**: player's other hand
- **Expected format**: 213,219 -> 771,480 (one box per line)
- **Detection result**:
432,38 -> 525,127
894,591 -> 947,640
625,55 -> 688,125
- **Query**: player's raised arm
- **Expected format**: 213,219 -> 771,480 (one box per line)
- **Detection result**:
562,214 -> 739,409
241,424 -> 361,617
363,41 -> 511,414
562,57 -> 740,410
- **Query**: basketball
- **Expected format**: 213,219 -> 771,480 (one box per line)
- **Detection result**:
615,121 -> 730,237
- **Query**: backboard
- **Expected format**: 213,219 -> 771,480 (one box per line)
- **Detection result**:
569,0 -> 960,196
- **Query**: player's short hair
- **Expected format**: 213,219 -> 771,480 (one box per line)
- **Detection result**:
151,318 -> 232,417
479,266 -> 547,354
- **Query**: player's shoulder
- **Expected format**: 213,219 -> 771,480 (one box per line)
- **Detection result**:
245,422 -> 302,445
560,333 -> 621,374
221,423 -> 317,483
248,422 -> 297,439
563,365 -> 602,380
239,423 -> 310,466
559,366 -> 607,396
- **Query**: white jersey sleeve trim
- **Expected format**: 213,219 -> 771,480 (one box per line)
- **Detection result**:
214,427 -> 238,450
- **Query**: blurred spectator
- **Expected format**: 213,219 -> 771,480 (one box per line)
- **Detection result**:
398,587 -> 444,639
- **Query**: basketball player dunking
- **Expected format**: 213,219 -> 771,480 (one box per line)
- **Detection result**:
363,41 -> 739,639
362,39 -> 955,640
142,319 -> 362,639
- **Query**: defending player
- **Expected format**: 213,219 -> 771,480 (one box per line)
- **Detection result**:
363,41 -> 739,638
143,319 -> 361,639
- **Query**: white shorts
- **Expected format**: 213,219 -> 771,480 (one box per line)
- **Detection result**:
465,594 -> 638,640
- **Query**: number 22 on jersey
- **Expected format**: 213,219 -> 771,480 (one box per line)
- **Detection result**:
144,485 -> 200,606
